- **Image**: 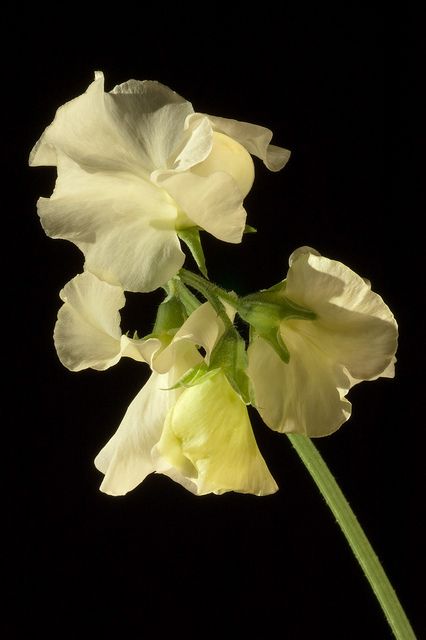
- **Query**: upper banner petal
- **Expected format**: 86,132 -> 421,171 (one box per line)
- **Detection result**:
285,249 -> 398,380
206,114 -> 290,171
30,72 -> 195,175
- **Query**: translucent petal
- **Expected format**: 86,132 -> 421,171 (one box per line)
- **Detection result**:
206,114 -> 290,171
156,372 -> 278,495
285,249 -> 398,380
30,71 -> 196,175
248,335 -> 352,437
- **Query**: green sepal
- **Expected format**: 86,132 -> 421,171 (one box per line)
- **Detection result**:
244,224 -> 257,234
238,285 -> 317,330
253,326 -> 290,364
209,327 -> 252,404
178,227 -> 208,278
164,362 -> 221,391
152,295 -> 187,336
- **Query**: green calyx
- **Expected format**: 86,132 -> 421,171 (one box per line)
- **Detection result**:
238,287 -> 317,328
209,327 -> 252,404
146,279 -> 200,345
168,327 -> 252,404
177,227 -> 208,278
237,285 -> 317,363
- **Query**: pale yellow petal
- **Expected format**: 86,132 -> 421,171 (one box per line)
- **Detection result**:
191,131 -> 254,197
156,372 -> 278,495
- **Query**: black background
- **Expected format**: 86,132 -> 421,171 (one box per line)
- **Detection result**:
6,5 -> 424,638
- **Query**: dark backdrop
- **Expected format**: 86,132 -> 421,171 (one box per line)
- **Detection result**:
6,6 -> 423,638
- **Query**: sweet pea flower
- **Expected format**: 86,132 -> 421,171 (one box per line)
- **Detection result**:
54,271 -> 277,496
247,247 -> 398,437
30,72 -> 289,293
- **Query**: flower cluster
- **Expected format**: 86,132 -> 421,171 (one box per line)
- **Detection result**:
31,72 -> 398,496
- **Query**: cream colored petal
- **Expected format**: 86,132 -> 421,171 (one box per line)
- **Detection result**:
109,77 -> 194,171
153,302 -> 230,373
94,372 -> 177,495
30,71 -> 195,175
248,335 -> 352,437
285,249 -> 398,380
38,154 -> 184,292
191,131 -> 254,197
155,372 -> 278,495
206,114 -> 290,171
153,170 -> 246,243
54,272 -> 157,371
54,273 -> 124,371
120,335 -> 162,364
95,348 -> 202,496
168,113 -> 213,172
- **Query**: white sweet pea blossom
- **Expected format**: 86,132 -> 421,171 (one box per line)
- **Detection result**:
54,271 -> 276,496
30,72 -> 289,293
247,247 -> 398,437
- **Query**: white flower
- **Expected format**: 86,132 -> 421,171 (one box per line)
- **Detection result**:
54,271 -> 277,496
247,247 -> 398,437
30,72 -> 289,293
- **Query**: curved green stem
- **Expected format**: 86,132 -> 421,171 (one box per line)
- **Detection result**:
287,434 -> 415,640
179,269 -> 238,327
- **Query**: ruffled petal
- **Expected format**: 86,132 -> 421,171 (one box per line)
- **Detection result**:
206,114 -> 290,171
155,372 -> 278,495
248,335 -> 352,437
54,272 -> 153,371
38,154 -> 184,292
285,248 -> 398,380
54,273 -> 123,371
153,170 -> 246,243
109,77 -> 195,171
30,71 -> 195,175
94,372 -> 177,495
95,347 -> 201,495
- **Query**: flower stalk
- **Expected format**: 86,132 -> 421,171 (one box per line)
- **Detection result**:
288,434 -> 415,640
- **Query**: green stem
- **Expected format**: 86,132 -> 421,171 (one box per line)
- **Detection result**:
287,434 -> 415,640
179,269 -> 238,327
